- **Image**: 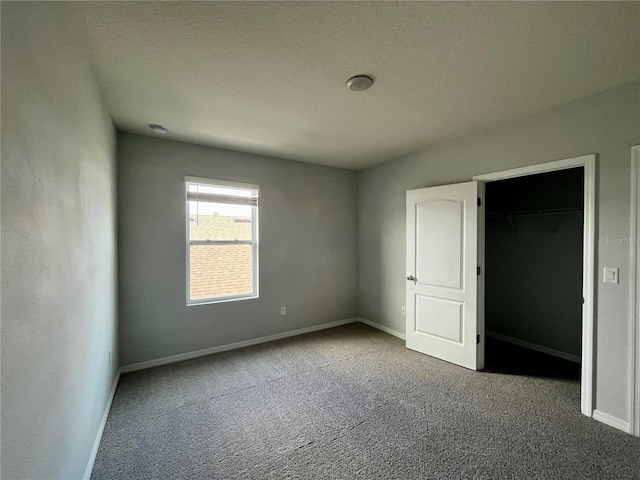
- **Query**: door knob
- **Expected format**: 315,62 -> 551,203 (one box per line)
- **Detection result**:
407,275 -> 416,281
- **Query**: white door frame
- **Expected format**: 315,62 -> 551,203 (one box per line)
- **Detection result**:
473,154 -> 596,417
629,145 -> 640,436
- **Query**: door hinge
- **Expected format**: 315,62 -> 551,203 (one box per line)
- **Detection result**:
477,266 -> 481,275
477,335 -> 480,344
477,197 -> 482,207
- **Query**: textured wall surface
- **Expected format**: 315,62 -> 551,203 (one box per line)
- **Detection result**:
358,81 -> 640,422
117,133 -> 358,366
1,3 -> 118,479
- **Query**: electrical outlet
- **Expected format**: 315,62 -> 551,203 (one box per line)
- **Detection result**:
401,306 -> 406,316
280,306 -> 286,315
109,350 -> 112,365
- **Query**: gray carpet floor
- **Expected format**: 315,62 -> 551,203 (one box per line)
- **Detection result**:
91,323 -> 640,479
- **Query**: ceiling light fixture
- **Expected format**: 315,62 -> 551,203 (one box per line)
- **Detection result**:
149,124 -> 167,134
346,75 -> 374,92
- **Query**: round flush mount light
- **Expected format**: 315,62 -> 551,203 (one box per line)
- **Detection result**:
149,124 -> 167,135
346,75 -> 374,92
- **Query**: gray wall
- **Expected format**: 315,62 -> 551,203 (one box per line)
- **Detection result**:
118,133 -> 358,366
485,169 -> 584,357
1,3 -> 118,480
358,80 -> 640,421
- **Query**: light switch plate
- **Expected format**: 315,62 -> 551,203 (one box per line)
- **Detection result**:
603,267 -> 619,284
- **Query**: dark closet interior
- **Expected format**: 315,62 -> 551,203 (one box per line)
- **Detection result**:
483,167 -> 584,379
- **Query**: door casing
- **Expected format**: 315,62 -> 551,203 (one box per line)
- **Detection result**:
629,145 -> 640,436
473,154 -> 596,418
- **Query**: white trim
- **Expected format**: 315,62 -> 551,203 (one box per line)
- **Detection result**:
630,145 -> 640,436
358,317 -> 406,340
473,155 -> 595,182
592,409 -> 631,434
83,371 -> 120,480
121,318 -> 358,373
185,175 -> 260,191
473,153 -> 596,418
477,181 -> 486,370
486,331 -> 581,363
186,293 -> 259,307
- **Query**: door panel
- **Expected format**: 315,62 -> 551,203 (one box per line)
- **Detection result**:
416,200 -> 463,289
415,296 -> 463,343
406,181 -> 484,370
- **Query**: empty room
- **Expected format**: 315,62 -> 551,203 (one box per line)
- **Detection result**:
3,2 -> 640,479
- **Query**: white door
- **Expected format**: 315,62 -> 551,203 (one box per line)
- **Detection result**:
406,181 -> 484,370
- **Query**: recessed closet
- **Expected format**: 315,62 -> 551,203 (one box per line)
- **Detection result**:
484,167 -> 584,377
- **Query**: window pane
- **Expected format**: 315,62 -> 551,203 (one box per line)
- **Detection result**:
189,202 -> 252,241
189,244 -> 253,300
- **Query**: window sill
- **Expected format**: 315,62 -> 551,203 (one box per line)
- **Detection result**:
187,294 -> 259,307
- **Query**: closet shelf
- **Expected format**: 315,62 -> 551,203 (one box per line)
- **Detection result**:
486,207 -> 583,234
486,207 -> 583,218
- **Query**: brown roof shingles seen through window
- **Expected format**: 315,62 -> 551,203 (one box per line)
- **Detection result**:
189,215 -> 253,300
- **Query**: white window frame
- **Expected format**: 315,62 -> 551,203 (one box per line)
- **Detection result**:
185,176 -> 259,306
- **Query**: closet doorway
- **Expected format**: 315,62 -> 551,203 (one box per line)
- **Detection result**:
474,155 -> 596,416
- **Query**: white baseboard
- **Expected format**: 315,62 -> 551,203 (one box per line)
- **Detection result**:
83,371 -> 120,480
486,331 -> 581,363
593,409 -> 631,434
120,318 -> 359,373
358,317 -> 406,341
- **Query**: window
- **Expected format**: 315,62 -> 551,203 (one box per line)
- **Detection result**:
186,176 -> 259,305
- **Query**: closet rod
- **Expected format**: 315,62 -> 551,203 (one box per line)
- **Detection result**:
486,207 -> 583,217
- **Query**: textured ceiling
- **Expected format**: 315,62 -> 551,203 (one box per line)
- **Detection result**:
67,2 -> 640,170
